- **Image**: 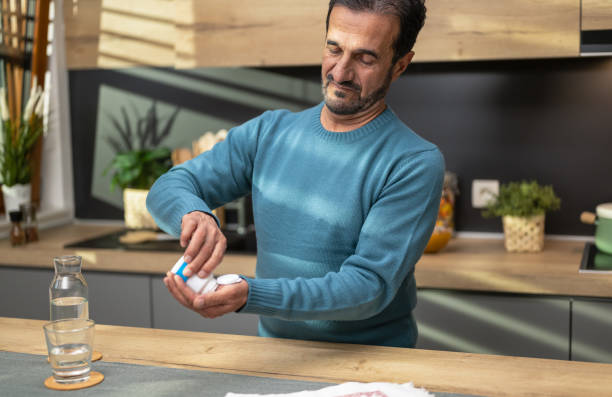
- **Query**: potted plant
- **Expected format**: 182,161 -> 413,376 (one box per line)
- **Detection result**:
482,180 -> 561,252
0,84 -> 44,220
104,101 -> 177,229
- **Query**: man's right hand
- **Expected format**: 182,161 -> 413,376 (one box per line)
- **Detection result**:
180,211 -> 227,278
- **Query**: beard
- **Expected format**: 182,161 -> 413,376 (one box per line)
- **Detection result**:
322,68 -> 393,115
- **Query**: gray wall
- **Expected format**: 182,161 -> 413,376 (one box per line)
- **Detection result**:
69,57 -> 612,235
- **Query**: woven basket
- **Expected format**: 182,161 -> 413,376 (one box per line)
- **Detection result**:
502,214 -> 545,252
123,188 -> 157,229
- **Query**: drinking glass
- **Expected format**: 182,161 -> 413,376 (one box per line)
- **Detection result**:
43,319 -> 95,384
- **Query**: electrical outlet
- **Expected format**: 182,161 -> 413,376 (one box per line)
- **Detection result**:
472,179 -> 499,208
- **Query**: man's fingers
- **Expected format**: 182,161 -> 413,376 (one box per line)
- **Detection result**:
183,225 -> 208,275
199,238 -> 227,277
180,219 -> 197,248
164,273 -> 191,308
191,230 -> 216,276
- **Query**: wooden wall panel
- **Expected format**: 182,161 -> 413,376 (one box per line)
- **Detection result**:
64,0 -> 582,69
174,0 -> 327,68
413,0 -> 580,62
582,0 -> 612,31
64,0 -> 175,69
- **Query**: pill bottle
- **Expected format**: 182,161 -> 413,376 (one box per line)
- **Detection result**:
170,256 -> 218,294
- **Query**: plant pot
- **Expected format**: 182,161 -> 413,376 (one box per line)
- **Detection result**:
123,188 -> 157,229
1,183 -> 31,221
502,214 -> 545,252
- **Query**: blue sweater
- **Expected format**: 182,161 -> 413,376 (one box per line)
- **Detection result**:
147,102 -> 444,347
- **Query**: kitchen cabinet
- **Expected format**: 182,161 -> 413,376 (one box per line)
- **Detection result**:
0,266 -> 258,334
0,267 -> 152,327
414,289 -> 570,360
0,267 -> 51,320
64,0 -> 582,69
63,0 -> 175,69
582,0 -> 612,31
414,0 -> 579,62
571,298 -> 612,363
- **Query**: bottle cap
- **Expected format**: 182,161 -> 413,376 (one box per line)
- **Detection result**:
170,256 -> 218,294
9,211 -> 23,222
217,274 -> 242,285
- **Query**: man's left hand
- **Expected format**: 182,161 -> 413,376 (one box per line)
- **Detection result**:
163,272 -> 248,318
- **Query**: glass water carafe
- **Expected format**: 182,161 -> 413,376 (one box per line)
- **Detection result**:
49,256 -> 89,321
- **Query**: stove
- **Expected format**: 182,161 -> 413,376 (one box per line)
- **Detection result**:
580,242 -> 612,273
64,229 -> 257,254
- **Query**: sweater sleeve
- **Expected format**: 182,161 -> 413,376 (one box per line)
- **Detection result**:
240,148 -> 445,321
146,112 -> 270,237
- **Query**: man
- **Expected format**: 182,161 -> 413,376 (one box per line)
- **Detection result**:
147,0 -> 444,348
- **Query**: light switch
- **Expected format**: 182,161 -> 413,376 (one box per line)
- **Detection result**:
472,179 -> 499,208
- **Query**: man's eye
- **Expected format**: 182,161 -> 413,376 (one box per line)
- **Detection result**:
328,47 -> 341,54
361,56 -> 375,65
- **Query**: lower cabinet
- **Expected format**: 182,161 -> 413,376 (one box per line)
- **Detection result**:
571,298 -> 612,363
0,267 -> 152,328
0,267 -> 258,335
414,289 -> 570,360
3,265 -> 611,363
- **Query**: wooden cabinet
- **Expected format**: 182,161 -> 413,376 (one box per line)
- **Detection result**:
582,0 -> 612,31
64,0 -> 583,69
414,0 -> 579,61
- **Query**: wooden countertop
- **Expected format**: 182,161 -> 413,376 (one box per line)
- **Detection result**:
0,223 -> 256,277
2,223 -> 611,298
3,316 -> 612,397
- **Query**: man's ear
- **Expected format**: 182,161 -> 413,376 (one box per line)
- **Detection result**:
391,51 -> 414,82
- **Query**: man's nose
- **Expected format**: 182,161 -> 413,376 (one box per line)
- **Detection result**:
330,55 -> 354,83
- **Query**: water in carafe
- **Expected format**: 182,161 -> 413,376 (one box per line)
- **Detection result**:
49,256 -> 89,321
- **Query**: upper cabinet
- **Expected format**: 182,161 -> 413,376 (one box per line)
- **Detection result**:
175,0 -> 327,68
413,0 -> 579,62
582,0 -> 612,30
580,0 -> 612,54
64,0 -> 608,69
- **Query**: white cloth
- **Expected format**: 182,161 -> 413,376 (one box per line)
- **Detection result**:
225,382 -> 435,397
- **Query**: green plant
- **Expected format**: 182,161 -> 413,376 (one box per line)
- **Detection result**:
104,147 -> 172,191
0,86 -> 44,187
104,101 -> 178,191
482,180 -> 561,218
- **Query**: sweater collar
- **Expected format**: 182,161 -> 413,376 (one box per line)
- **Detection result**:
311,102 -> 395,142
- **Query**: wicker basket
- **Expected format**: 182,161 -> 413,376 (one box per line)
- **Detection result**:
502,214 -> 545,252
123,188 -> 157,229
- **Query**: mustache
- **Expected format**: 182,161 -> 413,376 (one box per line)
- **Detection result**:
325,74 -> 361,92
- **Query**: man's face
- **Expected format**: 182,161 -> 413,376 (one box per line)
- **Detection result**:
322,5 -> 400,115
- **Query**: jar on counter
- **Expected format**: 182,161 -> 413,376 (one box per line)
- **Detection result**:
425,171 -> 459,253
9,210 -> 26,246
20,203 -> 39,242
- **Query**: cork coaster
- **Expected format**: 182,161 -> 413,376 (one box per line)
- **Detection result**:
44,371 -> 104,390
92,350 -> 103,362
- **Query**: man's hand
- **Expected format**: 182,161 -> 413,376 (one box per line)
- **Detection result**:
180,211 -> 227,278
163,272 -> 248,318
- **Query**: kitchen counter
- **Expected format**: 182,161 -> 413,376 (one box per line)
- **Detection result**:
3,316 -> 612,396
1,223 -> 611,298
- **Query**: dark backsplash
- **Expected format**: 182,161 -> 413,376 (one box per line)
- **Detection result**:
69,57 -> 612,235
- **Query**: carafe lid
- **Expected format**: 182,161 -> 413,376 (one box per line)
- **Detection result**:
596,203 -> 612,219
